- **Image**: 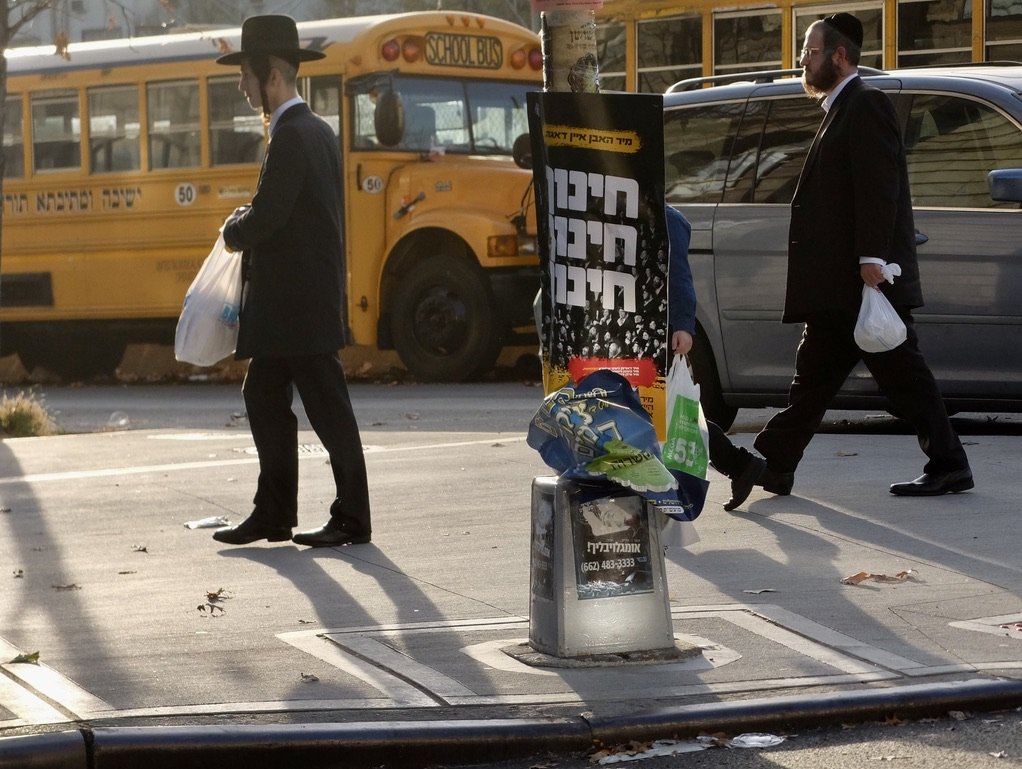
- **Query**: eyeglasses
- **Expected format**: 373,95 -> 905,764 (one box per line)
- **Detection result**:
800,46 -> 826,59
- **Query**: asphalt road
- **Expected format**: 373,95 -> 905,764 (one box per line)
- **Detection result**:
464,712 -> 1022,768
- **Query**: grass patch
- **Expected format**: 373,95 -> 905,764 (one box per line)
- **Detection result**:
0,390 -> 56,437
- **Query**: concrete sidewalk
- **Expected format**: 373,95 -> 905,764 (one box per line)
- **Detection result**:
1,413 -> 1020,767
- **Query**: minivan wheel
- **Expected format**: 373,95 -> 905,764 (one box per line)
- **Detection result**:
689,335 -> 738,431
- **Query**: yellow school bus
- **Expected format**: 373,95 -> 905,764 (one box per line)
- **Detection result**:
595,0 -> 1015,93
1,12 -> 542,380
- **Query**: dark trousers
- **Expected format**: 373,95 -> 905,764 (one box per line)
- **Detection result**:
243,352 -> 370,530
753,309 -> 968,475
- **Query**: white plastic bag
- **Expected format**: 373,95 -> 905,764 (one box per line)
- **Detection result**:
663,353 -> 709,479
174,233 -> 242,366
854,263 -> 907,353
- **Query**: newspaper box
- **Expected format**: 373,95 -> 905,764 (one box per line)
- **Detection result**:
529,475 -> 674,657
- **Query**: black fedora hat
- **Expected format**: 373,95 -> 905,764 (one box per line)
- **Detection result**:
216,15 -> 325,65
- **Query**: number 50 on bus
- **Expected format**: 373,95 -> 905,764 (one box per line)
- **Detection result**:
1,12 -> 543,380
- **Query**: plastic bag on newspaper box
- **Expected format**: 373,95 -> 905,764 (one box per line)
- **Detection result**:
527,369 -> 705,520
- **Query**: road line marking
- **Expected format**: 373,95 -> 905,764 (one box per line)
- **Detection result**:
0,670 -> 70,725
0,636 -> 112,722
277,630 -> 441,708
324,634 -> 476,700
0,435 -> 528,485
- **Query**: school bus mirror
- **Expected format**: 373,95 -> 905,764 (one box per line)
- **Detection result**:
374,89 -> 404,148
512,133 -> 532,170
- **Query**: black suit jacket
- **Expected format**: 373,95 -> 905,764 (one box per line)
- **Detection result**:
223,102 -> 346,359
784,76 -> 923,323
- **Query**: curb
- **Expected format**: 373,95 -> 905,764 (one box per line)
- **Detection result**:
2,677 -> 1020,769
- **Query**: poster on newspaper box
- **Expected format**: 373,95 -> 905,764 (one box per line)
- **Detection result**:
571,485 -> 654,600
526,91 -> 669,434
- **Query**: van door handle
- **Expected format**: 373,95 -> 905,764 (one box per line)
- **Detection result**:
915,229 -> 929,245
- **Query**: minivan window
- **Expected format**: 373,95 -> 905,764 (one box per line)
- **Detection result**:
664,102 -> 744,204
904,92 -> 1022,208
723,96 -> 819,204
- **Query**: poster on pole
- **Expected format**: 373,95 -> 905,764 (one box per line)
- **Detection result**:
527,91 -> 669,435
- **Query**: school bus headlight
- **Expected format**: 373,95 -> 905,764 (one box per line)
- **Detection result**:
488,234 -> 521,257
510,47 -> 527,69
382,39 -> 400,62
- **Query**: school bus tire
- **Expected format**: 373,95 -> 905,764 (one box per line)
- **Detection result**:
390,254 -> 504,382
14,329 -> 126,382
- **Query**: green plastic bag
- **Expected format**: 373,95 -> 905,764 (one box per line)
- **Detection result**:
663,354 -> 709,479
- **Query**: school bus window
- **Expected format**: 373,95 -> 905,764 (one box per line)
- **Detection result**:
399,79 -> 462,151
465,81 -> 530,152
898,0 -> 971,67
638,15 -> 701,93
31,90 -> 81,173
88,85 -> 140,173
208,76 -> 264,166
352,89 -> 378,149
147,80 -> 200,170
714,10 -> 782,75
793,8 -> 884,69
987,0 -> 1022,59
306,77 -> 340,136
3,95 -> 24,178
596,22 -> 626,91
356,75 -> 532,154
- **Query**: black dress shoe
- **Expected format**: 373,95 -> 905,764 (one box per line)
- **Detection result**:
724,454 -> 766,511
212,516 -> 292,545
292,518 -> 371,548
890,468 -> 974,496
758,467 -> 794,496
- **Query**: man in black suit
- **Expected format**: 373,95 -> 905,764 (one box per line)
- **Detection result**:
720,12 -> 972,510
211,15 -> 372,547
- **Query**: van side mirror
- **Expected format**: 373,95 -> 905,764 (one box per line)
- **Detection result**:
987,168 -> 1022,203
375,90 -> 404,147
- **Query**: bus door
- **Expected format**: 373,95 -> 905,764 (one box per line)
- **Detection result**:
300,75 -> 355,338
345,75 -> 402,348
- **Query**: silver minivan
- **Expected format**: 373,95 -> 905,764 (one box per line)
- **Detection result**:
664,65 -> 1022,429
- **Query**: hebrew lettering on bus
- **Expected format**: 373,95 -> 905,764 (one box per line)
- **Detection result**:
4,194 -> 28,216
545,166 -> 639,313
101,187 -> 143,209
36,189 -> 94,213
31,187 -> 143,213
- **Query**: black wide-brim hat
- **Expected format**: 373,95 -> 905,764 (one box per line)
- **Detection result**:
216,14 -> 325,65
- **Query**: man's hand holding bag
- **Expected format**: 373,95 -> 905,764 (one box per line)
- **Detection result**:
854,263 -> 907,354
663,354 -> 710,479
174,232 -> 242,366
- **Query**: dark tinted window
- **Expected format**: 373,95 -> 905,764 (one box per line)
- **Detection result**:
904,92 -> 1022,208
744,96 -> 818,204
664,101 -> 744,204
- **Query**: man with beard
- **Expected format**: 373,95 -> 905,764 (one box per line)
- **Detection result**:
716,12 -> 972,510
